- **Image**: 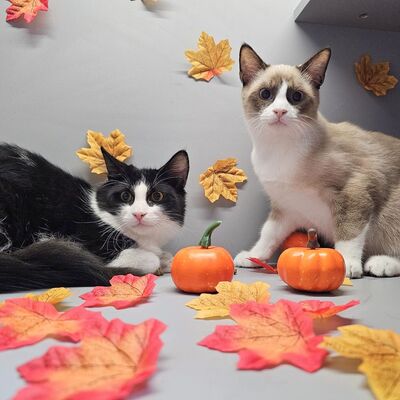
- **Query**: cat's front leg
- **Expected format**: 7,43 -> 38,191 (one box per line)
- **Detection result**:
334,217 -> 369,279
159,251 -> 173,273
234,210 -> 295,267
108,248 -> 161,275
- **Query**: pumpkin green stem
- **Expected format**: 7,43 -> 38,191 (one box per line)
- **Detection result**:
199,221 -> 222,248
307,228 -> 320,250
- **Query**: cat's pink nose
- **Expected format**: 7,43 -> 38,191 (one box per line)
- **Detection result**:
133,212 -> 146,221
273,109 -> 288,119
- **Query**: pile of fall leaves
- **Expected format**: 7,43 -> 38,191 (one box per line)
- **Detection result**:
1,275 -> 399,400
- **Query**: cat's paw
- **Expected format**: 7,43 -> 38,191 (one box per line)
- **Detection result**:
109,248 -> 161,274
364,256 -> 400,277
160,251 -> 173,273
344,257 -> 363,278
234,251 -> 262,268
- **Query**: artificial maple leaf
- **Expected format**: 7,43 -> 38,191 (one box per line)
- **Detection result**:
15,318 -> 166,400
0,298 -> 103,351
323,325 -> 400,400
6,0 -> 48,23
299,299 -> 359,319
199,300 -> 328,372
80,274 -> 157,309
76,129 -> 132,174
247,257 -> 278,274
186,281 -> 270,319
199,158 -> 247,203
185,31 -> 234,81
355,54 -> 398,96
342,277 -> 353,286
25,287 -> 72,304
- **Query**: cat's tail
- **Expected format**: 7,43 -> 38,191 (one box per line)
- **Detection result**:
0,239 -> 133,293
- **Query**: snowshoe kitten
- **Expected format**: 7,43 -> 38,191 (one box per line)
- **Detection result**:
234,44 -> 400,278
0,144 -> 189,292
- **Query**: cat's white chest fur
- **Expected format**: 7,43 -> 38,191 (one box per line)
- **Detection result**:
251,147 -> 334,242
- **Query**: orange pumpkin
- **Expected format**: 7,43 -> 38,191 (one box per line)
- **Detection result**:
281,231 -> 308,251
277,228 -> 345,292
171,221 -> 234,293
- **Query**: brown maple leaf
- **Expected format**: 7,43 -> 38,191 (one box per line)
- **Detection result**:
355,54 -> 398,96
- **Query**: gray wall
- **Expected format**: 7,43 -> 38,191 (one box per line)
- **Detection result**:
0,0 -> 399,256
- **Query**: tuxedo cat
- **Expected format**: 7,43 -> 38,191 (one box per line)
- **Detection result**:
234,44 -> 400,278
0,144 -> 189,292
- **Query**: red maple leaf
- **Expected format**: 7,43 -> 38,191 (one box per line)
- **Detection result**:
0,298 -> 103,351
199,300 -> 327,372
15,318 -> 167,400
299,299 -> 360,319
247,257 -> 277,273
80,274 -> 157,309
6,0 -> 48,23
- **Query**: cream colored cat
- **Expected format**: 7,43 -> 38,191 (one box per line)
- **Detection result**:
234,44 -> 400,278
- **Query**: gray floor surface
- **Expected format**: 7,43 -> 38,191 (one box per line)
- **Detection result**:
0,269 -> 399,400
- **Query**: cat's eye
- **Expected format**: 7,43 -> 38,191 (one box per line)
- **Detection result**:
151,191 -> 164,202
120,191 -> 133,203
291,90 -> 303,102
259,88 -> 272,100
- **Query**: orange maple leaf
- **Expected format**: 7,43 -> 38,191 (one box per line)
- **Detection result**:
76,129 -> 132,175
199,300 -> 328,372
80,274 -> 157,309
6,0 -> 48,23
185,32 -> 234,81
15,318 -> 167,400
0,298 -> 103,350
355,54 -> 398,96
299,300 -> 360,319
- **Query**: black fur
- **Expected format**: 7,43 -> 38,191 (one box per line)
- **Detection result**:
0,144 -> 189,293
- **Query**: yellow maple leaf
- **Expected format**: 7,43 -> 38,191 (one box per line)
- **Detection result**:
355,54 -> 398,96
25,287 -> 72,304
186,281 -> 270,319
76,129 -> 132,174
185,31 -> 234,81
323,325 -> 400,400
199,158 -> 247,203
341,277 -> 353,286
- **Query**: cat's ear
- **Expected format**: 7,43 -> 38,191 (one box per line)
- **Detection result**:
101,147 -> 128,177
239,44 -> 268,86
158,150 -> 189,189
298,48 -> 331,89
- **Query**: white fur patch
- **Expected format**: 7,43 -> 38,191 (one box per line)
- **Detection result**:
108,248 -> 160,274
364,255 -> 400,277
234,216 -> 297,267
335,224 -> 369,278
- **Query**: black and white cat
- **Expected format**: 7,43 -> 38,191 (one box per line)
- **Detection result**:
0,143 -> 189,292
